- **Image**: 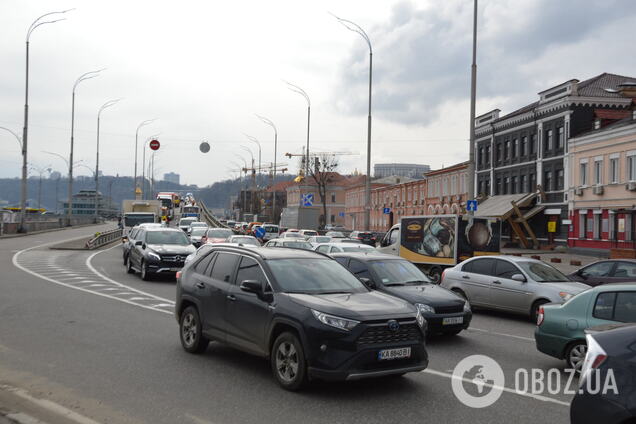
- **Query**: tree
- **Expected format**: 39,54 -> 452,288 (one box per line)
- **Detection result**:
307,153 -> 339,229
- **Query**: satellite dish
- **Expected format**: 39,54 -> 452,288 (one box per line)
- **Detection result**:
199,141 -> 210,153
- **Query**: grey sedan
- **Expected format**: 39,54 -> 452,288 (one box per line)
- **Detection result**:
440,255 -> 590,321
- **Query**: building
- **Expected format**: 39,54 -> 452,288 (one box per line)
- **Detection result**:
374,163 -> 430,179
62,190 -> 118,217
424,162 -> 469,215
163,172 -> 180,185
474,73 -> 636,244
568,113 -> 636,251
345,176 -> 414,230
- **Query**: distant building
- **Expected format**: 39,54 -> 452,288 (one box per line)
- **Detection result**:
374,163 -> 430,179
163,172 -> 180,185
62,190 -> 118,217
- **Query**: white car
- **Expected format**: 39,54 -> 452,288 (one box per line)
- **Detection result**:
226,235 -> 261,246
279,232 -> 306,239
178,217 -> 198,232
261,224 -> 280,241
264,238 -> 313,250
187,221 -> 208,234
314,243 -> 375,254
298,229 -> 319,239
307,235 -> 332,247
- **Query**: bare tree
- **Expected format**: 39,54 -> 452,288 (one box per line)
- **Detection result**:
307,153 -> 339,229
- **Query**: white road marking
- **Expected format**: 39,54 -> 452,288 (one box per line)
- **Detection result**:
468,327 -> 535,342
422,369 -> 570,407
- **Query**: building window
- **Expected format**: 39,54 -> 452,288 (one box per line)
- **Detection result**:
556,169 -> 564,190
511,176 -> 518,194
557,127 -> 564,149
521,136 -> 527,156
330,214 -> 335,223
521,174 -> 528,192
594,159 -> 603,185
610,157 -> 619,183
628,153 -> 636,181
331,192 -> 336,203
496,144 -> 502,162
530,134 -> 537,155
593,213 -> 601,239
513,138 -> 519,158
530,173 -> 536,191
504,140 -> 510,159
496,178 -> 502,195
478,147 -> 484,166
485,145 -> 491,165
544,171 -> 552,191
503,177 -> 510,194
546,129 -> 553,151
485,179 -> 490,195
579,212 -> 587,238
580,162 -> 588,186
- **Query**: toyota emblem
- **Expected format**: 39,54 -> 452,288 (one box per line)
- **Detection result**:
387,320 -> 400,332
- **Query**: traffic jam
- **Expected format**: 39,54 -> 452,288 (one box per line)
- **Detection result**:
117,192 -> 636,419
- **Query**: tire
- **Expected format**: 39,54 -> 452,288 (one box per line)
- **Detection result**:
530,299 -> 549,323
429,267 -> 442,284
566,341 -> 587,372
126,257 -> 135,274
123,252 -> 128,266
271,332 -> 307,391
140,260 -> 151,281
179,306 -> 209,354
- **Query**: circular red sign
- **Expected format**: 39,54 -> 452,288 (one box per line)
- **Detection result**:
149,139 -> 160,150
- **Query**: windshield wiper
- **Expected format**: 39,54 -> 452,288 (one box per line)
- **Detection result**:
384,283 -> 406,287
316,291 -> 354,295
403,280 -> 429,285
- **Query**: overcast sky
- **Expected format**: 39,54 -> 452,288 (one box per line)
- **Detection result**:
2,0 -> 635,186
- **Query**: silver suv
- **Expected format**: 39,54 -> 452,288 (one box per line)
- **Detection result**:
440,255 -> 590,321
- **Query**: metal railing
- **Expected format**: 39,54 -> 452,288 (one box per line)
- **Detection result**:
85,228 -> 123,249
198,201 -> 229,228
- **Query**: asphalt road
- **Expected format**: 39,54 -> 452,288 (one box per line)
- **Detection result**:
0,226 -> 573,424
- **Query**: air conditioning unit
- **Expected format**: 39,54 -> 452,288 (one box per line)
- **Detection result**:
574,187 -> 584,196
593,185 -> 604,195
627,181 -> 636,191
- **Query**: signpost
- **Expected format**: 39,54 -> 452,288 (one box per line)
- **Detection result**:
301,193 -> 314,207
254,226 -> 266,239
149,139 -> 160,151
466,200 -> 478,213
383,207 -> 391,214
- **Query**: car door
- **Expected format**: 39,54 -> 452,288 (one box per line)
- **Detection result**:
129,229 -> 145,268
457,258 -> 496,307
610,262 -> 636,283
572,261 -> 616,286
490,259 -> 532,313
377,226 -> 400,255
225,256 -> 273,356
198,252 -> 240,341
587,290 -> 636,327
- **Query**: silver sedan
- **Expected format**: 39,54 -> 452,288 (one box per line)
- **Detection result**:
440,255 -> 590,321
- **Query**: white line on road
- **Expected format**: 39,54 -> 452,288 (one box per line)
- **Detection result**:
468,327 -> 535,342
421,369 -> 570,407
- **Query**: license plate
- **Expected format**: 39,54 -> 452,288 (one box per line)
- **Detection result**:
442,316 -> 464,325
378,347 -> 411,361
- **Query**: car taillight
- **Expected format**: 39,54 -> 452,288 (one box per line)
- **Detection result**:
580,334 -> 608,384
441,269 -> 447,284
537,306 -> 545,326
176,271 -> 182,279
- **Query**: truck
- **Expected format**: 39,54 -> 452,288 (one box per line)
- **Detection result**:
121,199 -> 162,229
279,207 -> 321,231
377,214 -> 501,283
156,192 -> 178,219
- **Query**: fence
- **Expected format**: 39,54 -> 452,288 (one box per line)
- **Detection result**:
85,228 -> 123,250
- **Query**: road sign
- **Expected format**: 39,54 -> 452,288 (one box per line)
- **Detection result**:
466,200 -> 478,212
301,193 -> 314,207
339,212 -> 345,217
383,207 -> 391,214
254,226 -> 265,238
149,139 -> 160,151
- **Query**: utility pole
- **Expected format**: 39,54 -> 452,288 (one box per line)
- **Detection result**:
467,0 -> 478,211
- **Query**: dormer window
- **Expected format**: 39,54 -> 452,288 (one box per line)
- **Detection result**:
594,119 -> 601,130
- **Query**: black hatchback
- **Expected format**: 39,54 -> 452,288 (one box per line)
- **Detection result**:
175,246 -> 428,390
332,252 -> 472,336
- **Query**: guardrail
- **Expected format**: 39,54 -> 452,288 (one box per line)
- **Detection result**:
198,201 -> 229,228
85,228 -> 123,250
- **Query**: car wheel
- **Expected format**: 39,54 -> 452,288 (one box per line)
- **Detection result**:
179,306 -> 209,354
271,332 -> 307,391
530,299 -> 549,323
126,257 -> 135,274
140,260 -> 151,281
429,267 -> 442,284
566,341 -> 587,372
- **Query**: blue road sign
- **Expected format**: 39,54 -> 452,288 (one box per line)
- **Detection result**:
301,193 -> 314,207
383,207 -> 391,214
254,226 -> 266,238
339,212 -> 345,217
466,200 -> 478,212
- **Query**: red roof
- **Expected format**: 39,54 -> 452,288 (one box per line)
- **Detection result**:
594,109 -> 631,120
267,181 -> 296,192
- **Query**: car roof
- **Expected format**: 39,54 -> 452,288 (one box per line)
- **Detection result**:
330,251 -> 396,261
463,255 -> 546,264
209,245 -> 327,260
267,238 -> 309,243
144,227 -> 183,232
591,282 -> 636,292
315,242 -> 372,248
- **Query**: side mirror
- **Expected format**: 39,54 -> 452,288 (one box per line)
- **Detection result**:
511,273 -> 526,282
121,236 -> 128,243
359,277 -> 376,289
240,280 -> 263,294
135,240 -> 143,246
142,243 -> 147,250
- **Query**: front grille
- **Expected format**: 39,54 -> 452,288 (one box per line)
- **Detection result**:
161,255 -> 184,264
357,323 -> 422,346
435,305 -> 464,314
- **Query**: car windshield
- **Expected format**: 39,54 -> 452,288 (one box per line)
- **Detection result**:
282,241 -> 313,250
190,228 -> 207,236
263,225 -> 279,232
208,229 -> 233,238
302,231 -> 318,236
369,260 -> 431,286
268,259 -> 367,294
341,246 -> 374,252
232,237 -> 260,246
284,233 -> 305,238
326,232 -> 345,238
124,214 -> 155,227
313,236 -> 332,243
146,231 -> 190,245
191,223 -> 207,227
179,219 -> 196,226
517,261 -> 570,282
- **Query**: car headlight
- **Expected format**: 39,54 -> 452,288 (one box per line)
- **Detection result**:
147,251 -> 161,261
415,303 -> 435,314
311,309 -> 359,331
415,308 -> 427,331
559,292 -> 573,302
464,301 -> 471,312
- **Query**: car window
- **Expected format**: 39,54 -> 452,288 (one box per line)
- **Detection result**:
334,257 -> 349,266
593,292 -> 616,320
614,292 -> 636,322
130,229 -> 138,239
389,228 -> 399,245
468,258 -> 495,276
194,252 -> 216,274
582,262 -> 614,277
349,259 -> 372,280
516,261 -> 569,282
235,257 -> 268,289
268,259 -> 367,294
329,246 -> 342,253
461,261 -> 474,273
316,245 -> 329,253
494,259 -> 521,279
145,231 -> 190,245
369,260 -> 430,285
209,253 -> 239,283
614,262 -> 636,279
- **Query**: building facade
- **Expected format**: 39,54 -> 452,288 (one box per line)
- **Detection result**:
374,163 -> 430,179
568,115 -> 636,250
163,172 -> 180,185
62,190 -> 118,217
345,176 -> 414,230
474,73 -> 636,243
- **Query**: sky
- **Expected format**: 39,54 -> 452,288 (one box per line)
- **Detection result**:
1,0 -> 636,187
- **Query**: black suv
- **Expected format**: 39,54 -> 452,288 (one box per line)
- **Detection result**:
127,228 -> 196,280
175,246 -> 428,390
332,252 -> 472,336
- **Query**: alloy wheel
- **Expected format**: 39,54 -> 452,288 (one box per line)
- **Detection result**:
181,313 -> 197,348
275,342 -> 299,383
569,343 -> 587,372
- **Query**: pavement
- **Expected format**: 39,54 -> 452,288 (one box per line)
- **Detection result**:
0,225 -> 575,424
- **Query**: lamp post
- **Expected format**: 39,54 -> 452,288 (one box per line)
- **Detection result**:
28,164 -> 52,210
43,151 -> 82,215
231,159 -> 247,218
68,69 -> 104,226
333,13 -> 373,231
467,0 -> 478,209
134,119 -> 156,197
243,133 -> 261,182
256,114 -> 278,223
284,81 -> 311,178
95,98 -> 121,222
241,146 -> 256,213
20,9 -> 72,232
142,133 -> 160,200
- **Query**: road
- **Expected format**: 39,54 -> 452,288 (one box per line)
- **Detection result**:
1,225 -> 572,424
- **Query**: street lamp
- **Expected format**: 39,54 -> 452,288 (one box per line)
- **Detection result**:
96,98 -> 121,222
255,114 -> 278,223
284,81 -> 311,178
134,119 -> 156,197
243,133 -> 261,180
20,9 -> 72,232
28,164 -> 51,210
467,0 -> 479,208
142,133 -> 160,200
332,13 -> 373,231
0,127 -> 22,149
43,151 -> 83,216
68,68 -> 104,226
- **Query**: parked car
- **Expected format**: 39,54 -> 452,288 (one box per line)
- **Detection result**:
306,235 -> 332,247
325,231 -> 346,238
264,239 -> 313,250
440,256 -> 590,321
570,323 -> 636,423
175,246 -> 428,390
333,252 -> 472,335
349,231 -> 376,246
127,228 -> 195,280
261,224 -> 280,241
179,217 -> 198,232
189,227 -> 208,248
568,259 -> 636,287
314,243 -> 375,254
332,238 -> 363,244
279,232 -> 307,239
325,224 -> 345,231
201,228 -> 234,244
226,235 -> 261,246
535,283 -> 636,370
298,229 -> 319,239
